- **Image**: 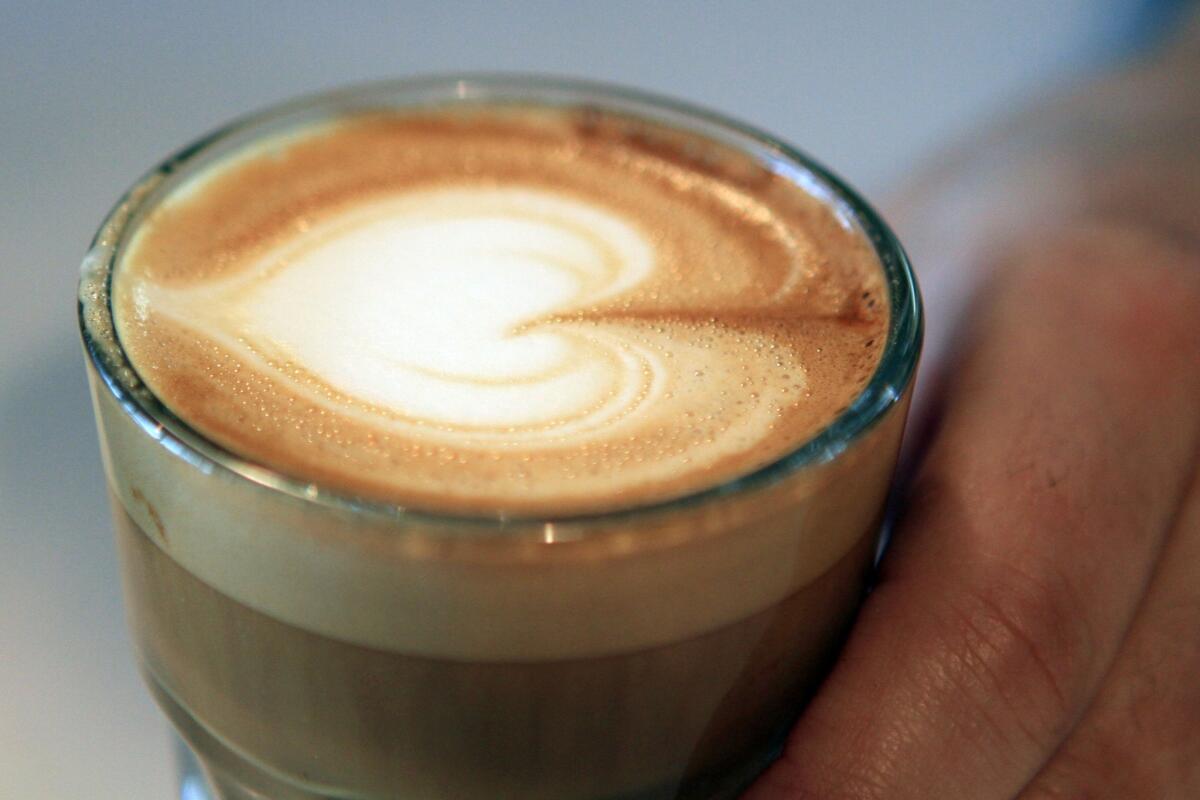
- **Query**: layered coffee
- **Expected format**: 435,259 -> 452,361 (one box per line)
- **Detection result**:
84,83 -> 915,800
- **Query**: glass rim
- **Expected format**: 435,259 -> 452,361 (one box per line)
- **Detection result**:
78,72 -> 922,530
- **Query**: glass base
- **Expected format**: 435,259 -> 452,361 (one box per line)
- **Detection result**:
173,731 -> 772,800
155,676 -> 330,799
160,671 -> 775,800
175,747 -> 768,800
176,737 -> 213,800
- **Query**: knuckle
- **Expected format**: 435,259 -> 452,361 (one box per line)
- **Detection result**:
936,562 -> 1095,752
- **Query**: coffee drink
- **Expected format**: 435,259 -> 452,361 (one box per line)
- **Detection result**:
113,107 -> 886,515
81,79 -> 919,799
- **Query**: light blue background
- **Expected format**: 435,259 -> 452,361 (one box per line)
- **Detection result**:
0,2 -> 1164,797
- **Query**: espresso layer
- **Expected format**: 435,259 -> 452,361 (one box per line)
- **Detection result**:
114,106 -> 886,514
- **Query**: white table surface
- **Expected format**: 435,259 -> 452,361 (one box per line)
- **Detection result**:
0,2 -> 1149,797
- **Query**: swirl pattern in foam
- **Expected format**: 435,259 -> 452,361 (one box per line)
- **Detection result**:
114,107 -> 888,514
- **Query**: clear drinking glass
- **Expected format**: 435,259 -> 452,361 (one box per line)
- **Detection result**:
79,76 -> 921,800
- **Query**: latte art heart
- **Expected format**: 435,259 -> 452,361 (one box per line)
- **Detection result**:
114,108 -> 887,514
149,188 -> 662,438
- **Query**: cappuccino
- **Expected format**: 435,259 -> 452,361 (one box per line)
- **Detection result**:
113,106 -> 886,515
82,78 -> 919,800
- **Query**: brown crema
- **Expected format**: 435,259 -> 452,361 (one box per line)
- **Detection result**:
113,105 -> 887,515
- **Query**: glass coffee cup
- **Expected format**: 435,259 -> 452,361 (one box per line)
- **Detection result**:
79,75 -> 921,800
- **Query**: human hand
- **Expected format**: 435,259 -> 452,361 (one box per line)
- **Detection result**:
742,21 -> 1200,800
742,218 -> 1200,798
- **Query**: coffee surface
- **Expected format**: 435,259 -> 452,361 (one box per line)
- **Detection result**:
114,106 -> 886,514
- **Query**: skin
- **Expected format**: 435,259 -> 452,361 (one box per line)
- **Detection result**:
744,17 -> 1200,800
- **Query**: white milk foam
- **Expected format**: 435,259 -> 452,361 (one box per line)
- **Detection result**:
147,188 -> 663,436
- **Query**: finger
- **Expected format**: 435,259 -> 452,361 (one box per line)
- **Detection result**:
743,220 -> 1200,799
1017,467 -> 1200,799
